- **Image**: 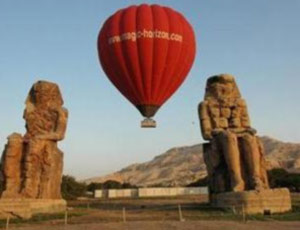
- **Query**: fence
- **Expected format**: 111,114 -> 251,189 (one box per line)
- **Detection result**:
2,194 -> 299,229
94,187 -> 208,199
66,198 -> 300,224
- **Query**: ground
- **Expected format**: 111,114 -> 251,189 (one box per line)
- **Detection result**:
14,221 -> 300,230
1,194 -> 299,230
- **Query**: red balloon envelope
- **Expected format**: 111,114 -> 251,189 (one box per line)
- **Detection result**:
97,4 -> 196,126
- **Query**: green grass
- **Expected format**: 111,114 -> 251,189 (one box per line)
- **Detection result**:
0,194 -> 299,228
69,195 -> 300,222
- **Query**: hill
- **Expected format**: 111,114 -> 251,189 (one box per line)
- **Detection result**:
84,136 -> 300,187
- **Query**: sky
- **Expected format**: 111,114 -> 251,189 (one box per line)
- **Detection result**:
0,0 -> 300,179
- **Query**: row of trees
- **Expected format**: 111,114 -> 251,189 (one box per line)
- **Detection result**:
61,176 -> 136,200
59,168 -> 300,200
267,168 -> 300,192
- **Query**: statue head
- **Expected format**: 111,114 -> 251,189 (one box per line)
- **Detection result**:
204,74 -> 241,103
25,81 -> 63,111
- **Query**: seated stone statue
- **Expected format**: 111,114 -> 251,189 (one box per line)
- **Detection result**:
1,81 -> 68,199
198,74 -> 269,194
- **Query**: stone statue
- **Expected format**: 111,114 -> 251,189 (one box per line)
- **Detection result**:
1,81 -> 68,199
198,74 -> 269,193
198,74 -> 292,214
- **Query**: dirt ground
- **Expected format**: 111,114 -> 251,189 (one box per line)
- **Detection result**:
13,220 -> 300,230
1,194 -> 300,230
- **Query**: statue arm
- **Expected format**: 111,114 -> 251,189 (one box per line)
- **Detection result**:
198,102 -> 213,140
232,99 -> 256,135
240,99 -> 251,128
36,108 -> 68,141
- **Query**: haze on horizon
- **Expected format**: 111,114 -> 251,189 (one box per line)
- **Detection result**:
1,0 -> 299,179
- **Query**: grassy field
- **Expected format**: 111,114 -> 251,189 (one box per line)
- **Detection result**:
0,194 -> 299,229
66,194 -> 300,222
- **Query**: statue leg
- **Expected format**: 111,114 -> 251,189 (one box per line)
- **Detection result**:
240,134 -> 264,191
21,139 -> 46,198
1,133 -> 23,198
209,138 -> 228,193
38,142 -> 53,198
217,131 -> 244,192
256,137 -> 269,188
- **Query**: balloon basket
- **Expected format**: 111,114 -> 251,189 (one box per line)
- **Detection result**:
141,118 -> 156,128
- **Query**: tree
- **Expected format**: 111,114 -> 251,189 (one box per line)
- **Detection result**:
87,182 -> 103,192
268,168 -> 300,192
86,180 -> 137,192
101,180 -> 123,189
122,182 -> 137,189
61,175 -> 87,200
268,168 -> 289,188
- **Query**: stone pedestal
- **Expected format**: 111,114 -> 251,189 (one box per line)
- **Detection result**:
0,199 -> 66,219
211,188 -> 291,214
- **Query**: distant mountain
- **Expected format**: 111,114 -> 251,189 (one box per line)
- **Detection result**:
84,136 -> 300,187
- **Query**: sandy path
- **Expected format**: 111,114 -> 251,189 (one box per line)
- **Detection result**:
13,220 -> 300,230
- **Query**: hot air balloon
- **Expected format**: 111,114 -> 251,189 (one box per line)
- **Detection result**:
97,4 -> 196,128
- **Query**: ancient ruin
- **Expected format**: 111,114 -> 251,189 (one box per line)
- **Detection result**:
198,74 -> 291,214
0,81 -> 68,218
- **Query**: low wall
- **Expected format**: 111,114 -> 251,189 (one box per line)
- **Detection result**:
94,189 -> 109,198
138,187 -> 208,197
108,189 -> 138,198
94,187 -> 208,199
94,190 -> 102,198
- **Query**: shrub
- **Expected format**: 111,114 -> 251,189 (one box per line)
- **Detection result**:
61,175 -> 87,200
